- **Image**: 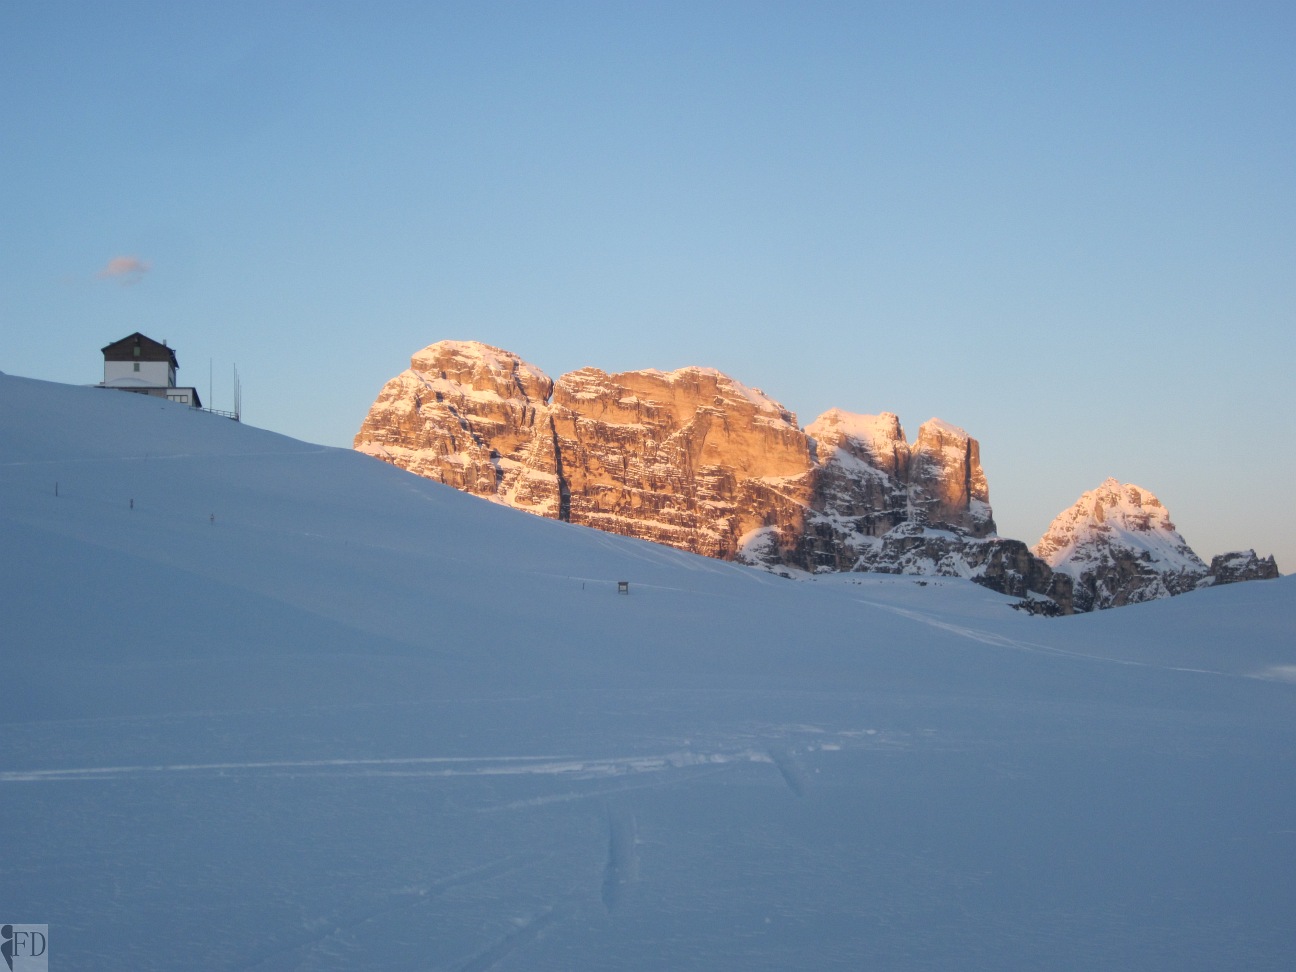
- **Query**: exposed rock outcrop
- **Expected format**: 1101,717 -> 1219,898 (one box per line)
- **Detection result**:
354,341 -> 1071,610
849,526 -> 1073,615
1034,479 -> 1280,611
353,342 -> 561,516
1205,550 -> 1280,586
549,365 -> 812,559
907,419 -> 995,537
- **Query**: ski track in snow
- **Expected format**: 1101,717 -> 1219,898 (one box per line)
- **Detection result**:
853,598 -> 1257,680
0,694 -> 560,731
0,748 -> 781,785
483,761 -> 742,812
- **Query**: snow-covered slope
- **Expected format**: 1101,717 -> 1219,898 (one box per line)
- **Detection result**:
3,374 -> 1295,971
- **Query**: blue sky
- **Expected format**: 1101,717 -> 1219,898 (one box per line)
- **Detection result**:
3,1 -> 1293,569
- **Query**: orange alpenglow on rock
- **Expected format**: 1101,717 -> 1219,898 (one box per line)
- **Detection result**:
355,341 -> 1067,608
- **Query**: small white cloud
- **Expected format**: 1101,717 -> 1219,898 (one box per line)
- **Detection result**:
97,255 -> 151,285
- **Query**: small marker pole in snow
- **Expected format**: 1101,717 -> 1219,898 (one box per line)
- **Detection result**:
130,498 -> 134,510
54,482 -> 59,497
210,513 -> 215,525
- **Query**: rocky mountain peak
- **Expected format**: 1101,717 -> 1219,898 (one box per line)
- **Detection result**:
408,340 -> 554,403
353,340 -> 561,516
354,342 -> 1070,612
806,409 -> 907,473
1033,479 -> 1281,611
910,419 -> 995,538
1035,479 -> 1196,564
355,348 -> 1278,614
1033,479 -> 1208,611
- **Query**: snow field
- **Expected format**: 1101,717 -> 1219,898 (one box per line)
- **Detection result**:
2,374 -> 1294,970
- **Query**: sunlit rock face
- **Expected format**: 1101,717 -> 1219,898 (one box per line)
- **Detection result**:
805,409 -> 910,534
352,341 -> 561,516
548,365 -> 812,558
356,341 -> 1068,609
908,419 -> 996,537
786,406 -> 1068,611
1034,479 -> 1281,611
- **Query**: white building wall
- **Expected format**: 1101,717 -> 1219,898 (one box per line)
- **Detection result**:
104,360 -> 174,387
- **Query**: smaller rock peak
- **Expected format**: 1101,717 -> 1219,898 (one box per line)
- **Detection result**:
1207,550 -> 1280,585
411,339 -> 549,379
1034,478 -> 1206,610
1047,482 -> 1181,536
555,366 -> 615,392
806,409 -> 906,448
408,341 -> 554,404
1080,480 -> 1167,521
410,339 -> 507,370
917,417 -> 971,443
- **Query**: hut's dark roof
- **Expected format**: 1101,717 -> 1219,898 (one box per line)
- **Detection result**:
102,332 -> 178,368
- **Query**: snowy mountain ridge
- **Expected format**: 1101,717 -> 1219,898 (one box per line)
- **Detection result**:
355,341 -> 1278,614
1035,477 -> 1279,611
356,341 -> 1068,610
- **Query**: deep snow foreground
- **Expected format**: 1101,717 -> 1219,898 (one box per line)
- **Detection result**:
2,374 -> 1294,971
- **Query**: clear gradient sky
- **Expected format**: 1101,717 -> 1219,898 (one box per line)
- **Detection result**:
3,2 -> 1293,571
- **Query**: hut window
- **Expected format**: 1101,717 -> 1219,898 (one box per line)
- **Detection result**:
133,363 -> 140,371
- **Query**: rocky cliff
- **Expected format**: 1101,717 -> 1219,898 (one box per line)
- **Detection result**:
1206,549 -> 1280,586
550,364 -> 813,558
353,342 -> 562,516
355,341 -> 1074,609
1034,479 -> 1280,611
